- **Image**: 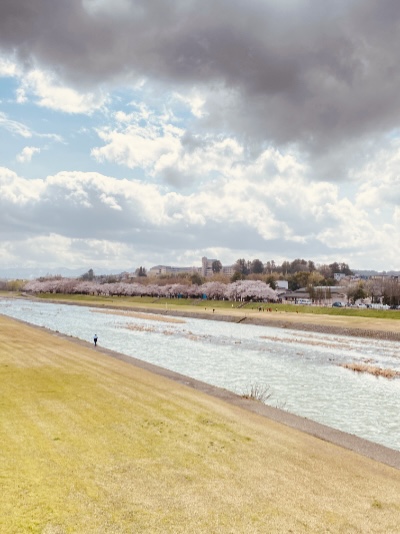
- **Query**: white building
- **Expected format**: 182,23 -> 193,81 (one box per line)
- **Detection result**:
202,257 -> 235,277
149,257 -> 234,278
148,265 -> 200,277
334,273 -> 346,282
201,256 -> 217,277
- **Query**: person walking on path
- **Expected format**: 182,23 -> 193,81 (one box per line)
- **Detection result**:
94,334 -> 98,347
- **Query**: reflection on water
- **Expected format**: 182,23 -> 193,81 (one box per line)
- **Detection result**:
1,298 -> 400,451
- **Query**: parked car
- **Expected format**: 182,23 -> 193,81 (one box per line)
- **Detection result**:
332,301 -> 343,307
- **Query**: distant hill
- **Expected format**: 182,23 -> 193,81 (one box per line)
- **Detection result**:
353,269 -> 400,276
2,266 -> 399,281
0,266 -> 135,280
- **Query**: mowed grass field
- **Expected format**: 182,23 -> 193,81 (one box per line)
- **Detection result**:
1,315 -> 400,533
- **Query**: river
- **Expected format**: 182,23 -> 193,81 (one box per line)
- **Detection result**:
1,298 -> 400,451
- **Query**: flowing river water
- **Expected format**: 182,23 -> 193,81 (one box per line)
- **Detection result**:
1,298 -> 400,451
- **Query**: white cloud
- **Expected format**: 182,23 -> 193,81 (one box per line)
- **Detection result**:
1,10 -> 400,274
92,102 -> 245,186
0,58 -> 106,114
173,90 -> 207,118
0,163 -> 398,270
16,146 -> 41,163
0,57 -> 19,77
99,192 -> 122,211
0,233 -> 141,271
92,104 -> 184,173
354,140 -> 400,209
92,126 -> 181,171
0,167 -> 45,203
16,86 -> 27,104
19,69 -> 108,114
0,112 -> 32,138
394,206 -> 400,224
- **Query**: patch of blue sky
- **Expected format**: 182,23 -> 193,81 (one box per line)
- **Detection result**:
0,76 -> 19,102
21,131 -> 131,182
0,133 -> 22,173
385,127 -> 400,142
2,92 -> 107,178
1,78 -> 194,183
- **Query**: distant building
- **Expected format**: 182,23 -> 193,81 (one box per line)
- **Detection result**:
148,265 -> 200,277
334,273 -> 346,282
202,257 -> 235,277
201,257 -> 217,277
221,265 -> 235,276
149,257 -> 234,278
282,286 -> 347,305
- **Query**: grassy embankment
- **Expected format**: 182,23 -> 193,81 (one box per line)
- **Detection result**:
1,313 -> 400,533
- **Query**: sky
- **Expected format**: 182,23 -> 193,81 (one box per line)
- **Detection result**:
1,0 -> 400,276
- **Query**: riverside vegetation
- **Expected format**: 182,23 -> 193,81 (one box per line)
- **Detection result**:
1,309 -> 400,532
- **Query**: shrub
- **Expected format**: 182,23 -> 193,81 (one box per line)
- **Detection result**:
241,383 -> 272,403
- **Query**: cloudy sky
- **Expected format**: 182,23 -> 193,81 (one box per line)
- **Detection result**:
1,0 -> 399,275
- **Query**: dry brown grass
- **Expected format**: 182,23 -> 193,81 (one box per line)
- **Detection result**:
1,314 -> 400,533
91,308 -> 186,323
340,362 -> 400,379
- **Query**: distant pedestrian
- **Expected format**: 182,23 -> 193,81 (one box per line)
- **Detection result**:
94,334 -> 98,347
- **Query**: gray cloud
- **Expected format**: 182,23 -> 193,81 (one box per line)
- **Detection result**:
1,1 -> 400,272
2,0 -> 400,164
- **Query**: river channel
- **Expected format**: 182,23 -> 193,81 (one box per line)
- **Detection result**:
1,298 -> 400,451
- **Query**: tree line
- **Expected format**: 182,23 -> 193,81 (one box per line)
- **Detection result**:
23,278 -> 278,302
78,258 -> 354,292
231,258 -> 352,279
18,275 -> 400,306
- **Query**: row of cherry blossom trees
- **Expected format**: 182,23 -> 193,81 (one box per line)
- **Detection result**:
23,278 -> 278,302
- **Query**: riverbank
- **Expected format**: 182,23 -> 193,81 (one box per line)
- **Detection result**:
1,313 -> 400,533
121,305 -> 400,340
12,292 -> 400,341
3,296 -> 400,453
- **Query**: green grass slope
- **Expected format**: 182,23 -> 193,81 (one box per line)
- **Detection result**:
1,315 -> 400,533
